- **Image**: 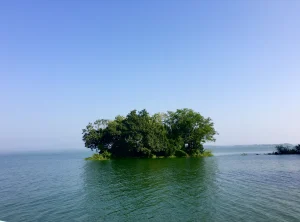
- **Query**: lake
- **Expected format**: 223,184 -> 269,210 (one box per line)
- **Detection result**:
1,146 -> 300,221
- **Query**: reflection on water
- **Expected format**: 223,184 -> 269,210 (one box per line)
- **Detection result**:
83,158 -> 218,221
82,156 -> 300,222
1,152 -> 300,221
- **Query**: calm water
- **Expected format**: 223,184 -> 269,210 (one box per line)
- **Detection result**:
1,146 -> 300,222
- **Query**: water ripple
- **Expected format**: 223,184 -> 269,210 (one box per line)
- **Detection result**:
1,154 -> 300,221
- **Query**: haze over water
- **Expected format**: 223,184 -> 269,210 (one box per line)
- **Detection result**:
1,146 -> 300,222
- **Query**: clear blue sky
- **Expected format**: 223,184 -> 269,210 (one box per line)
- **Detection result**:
1,1 -> 299,152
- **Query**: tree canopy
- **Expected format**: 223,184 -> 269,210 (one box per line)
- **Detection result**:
275,144 -> 300,155
82,108 -> 217,158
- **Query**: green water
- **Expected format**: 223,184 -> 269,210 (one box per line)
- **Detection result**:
1,149 -> 300,221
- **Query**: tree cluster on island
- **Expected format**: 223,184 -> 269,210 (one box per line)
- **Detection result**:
274,144 -> 300,155
82,108 -> 217,160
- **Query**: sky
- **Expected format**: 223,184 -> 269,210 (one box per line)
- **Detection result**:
1,1 -> 300,152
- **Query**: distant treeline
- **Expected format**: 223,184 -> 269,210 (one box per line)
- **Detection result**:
82,108 -> 217,159
275,144 -> 300,155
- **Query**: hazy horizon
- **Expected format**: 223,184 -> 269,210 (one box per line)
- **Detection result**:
1,1 -> 299,152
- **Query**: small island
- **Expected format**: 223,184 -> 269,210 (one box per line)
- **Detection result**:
272,144 -> 300,155
82,108 -> 217,160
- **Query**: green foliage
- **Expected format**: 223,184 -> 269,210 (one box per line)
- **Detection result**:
174,150 -> 188,157
82,119 -> 110,153
82,108 -> 217,159
201,150 -> 213,157
101,150 -> 112,159
190,149 -> 213,157
85,153 -> 110,161
165,109 -> 217,155
139,148 -> 152,158
275,144 -> 300,155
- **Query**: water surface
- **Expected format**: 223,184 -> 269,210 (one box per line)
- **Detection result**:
0,147 -> 300,221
